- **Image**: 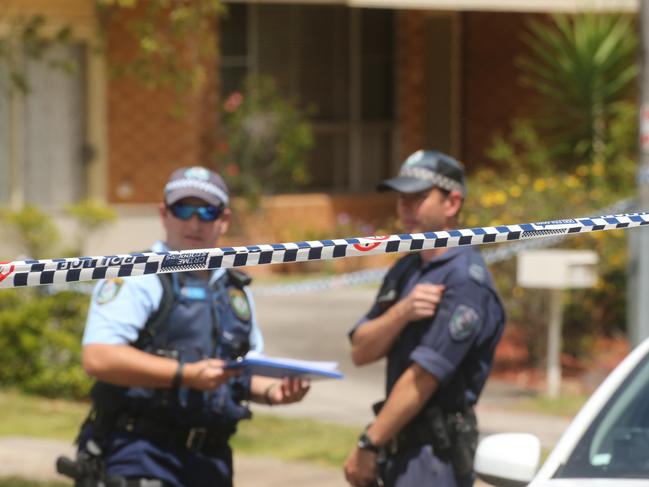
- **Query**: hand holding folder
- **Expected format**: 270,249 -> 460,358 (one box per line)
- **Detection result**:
225,353 -> 344,380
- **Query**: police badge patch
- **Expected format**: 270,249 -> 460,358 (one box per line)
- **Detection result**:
449,304 -> 480,342
228,288 -> 251,322
96,278 -> 124,305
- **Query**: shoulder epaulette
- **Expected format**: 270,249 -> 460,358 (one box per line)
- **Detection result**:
227,269 -> 252,288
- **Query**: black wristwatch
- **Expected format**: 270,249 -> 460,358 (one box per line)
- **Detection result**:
357,432 -> 380,453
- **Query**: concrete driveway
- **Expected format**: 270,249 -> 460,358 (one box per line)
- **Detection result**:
251,286 -> 384,426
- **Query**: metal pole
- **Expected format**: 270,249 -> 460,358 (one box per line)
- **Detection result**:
547,289 -> 563,399
630,1 -> 649,346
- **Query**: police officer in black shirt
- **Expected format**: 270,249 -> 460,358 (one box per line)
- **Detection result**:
344,150 -> 505,487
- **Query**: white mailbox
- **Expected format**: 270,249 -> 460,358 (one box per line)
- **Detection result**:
517,250 -> 599,289
517,249 -> 599,399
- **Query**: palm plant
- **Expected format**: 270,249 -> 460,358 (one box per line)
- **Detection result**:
519,13 -> 639,166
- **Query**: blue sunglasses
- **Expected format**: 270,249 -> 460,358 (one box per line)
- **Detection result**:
167,203 -> 224,222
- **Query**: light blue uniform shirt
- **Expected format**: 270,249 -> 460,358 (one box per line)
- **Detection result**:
83,241 -> 264,353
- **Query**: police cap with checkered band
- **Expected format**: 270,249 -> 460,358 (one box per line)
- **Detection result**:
377,150 -> 466,196
164,166 -> 230,208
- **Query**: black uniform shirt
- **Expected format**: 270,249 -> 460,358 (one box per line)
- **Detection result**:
351,247 -> 505,409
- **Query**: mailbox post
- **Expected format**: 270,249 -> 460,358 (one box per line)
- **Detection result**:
517,250 -> 599,398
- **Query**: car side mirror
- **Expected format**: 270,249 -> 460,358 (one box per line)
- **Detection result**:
474,433 -> 541,487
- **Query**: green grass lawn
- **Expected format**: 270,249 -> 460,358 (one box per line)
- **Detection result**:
0,390 -> 89,440
0,389 -> 358,467
0,480 -> 69,487
232,414 -> 358,467
0,386 -> 586,449
0,387 -> 358,487
0,413 -> 359,487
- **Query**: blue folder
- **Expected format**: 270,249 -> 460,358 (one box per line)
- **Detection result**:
225,355 -> 344,380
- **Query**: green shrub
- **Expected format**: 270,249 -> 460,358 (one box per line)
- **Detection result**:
467,114 -> 635,364
467,12 -> 639,366
0,289 -> 91,398
519,13 -> 638,165
218,75 -> 314,207
64,199 -> 118,256
0,202 -> 116,398
0,206 -> 60,259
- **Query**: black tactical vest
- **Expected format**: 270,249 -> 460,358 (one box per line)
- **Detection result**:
90,270 -> 254,435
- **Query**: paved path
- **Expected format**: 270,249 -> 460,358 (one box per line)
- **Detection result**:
0,287 -> 573,485
252,288 -> 571,450
0,436 -> 508,486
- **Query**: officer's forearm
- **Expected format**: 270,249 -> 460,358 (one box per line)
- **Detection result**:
249,376 -> 281,404
351,303 -> 411,365
82,343 -> 179,387
365,363 -> 438,446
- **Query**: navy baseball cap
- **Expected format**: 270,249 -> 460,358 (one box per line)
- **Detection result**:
377,150 -> 466,196
164,166 -> 230,207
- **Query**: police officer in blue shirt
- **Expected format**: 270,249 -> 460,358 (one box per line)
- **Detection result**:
70,167 -> 309,487
343,150 -> 505,487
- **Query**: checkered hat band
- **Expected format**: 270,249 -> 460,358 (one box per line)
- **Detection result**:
165,179 -> 229,206
0,211 -> 647,289
399,167 -> 464,194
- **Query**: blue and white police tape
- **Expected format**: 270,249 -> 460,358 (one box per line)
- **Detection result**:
1,211 -> 648,290
481,197 -> 637,266
254,198 -> 640,295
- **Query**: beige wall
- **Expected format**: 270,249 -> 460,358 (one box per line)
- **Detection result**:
1,0 -> 96,36
1,0 -> 108,203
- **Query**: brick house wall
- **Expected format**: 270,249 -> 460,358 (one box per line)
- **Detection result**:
461,11 -> 539,170
101,6 -> 539,248
105,6 -> 539,193
104,4 -> 398,246
105,4 -> 219,205
395,10 -> 539,171
228,192 -> 399,275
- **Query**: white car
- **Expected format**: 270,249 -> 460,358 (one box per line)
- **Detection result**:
475,336 -> 649,487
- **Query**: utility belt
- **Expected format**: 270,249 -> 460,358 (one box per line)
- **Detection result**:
107,412 -> 231,457
373,400 -> 479,477
56,411 -> 231,486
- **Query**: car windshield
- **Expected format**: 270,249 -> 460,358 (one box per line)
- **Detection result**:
557,351 -> 649,478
